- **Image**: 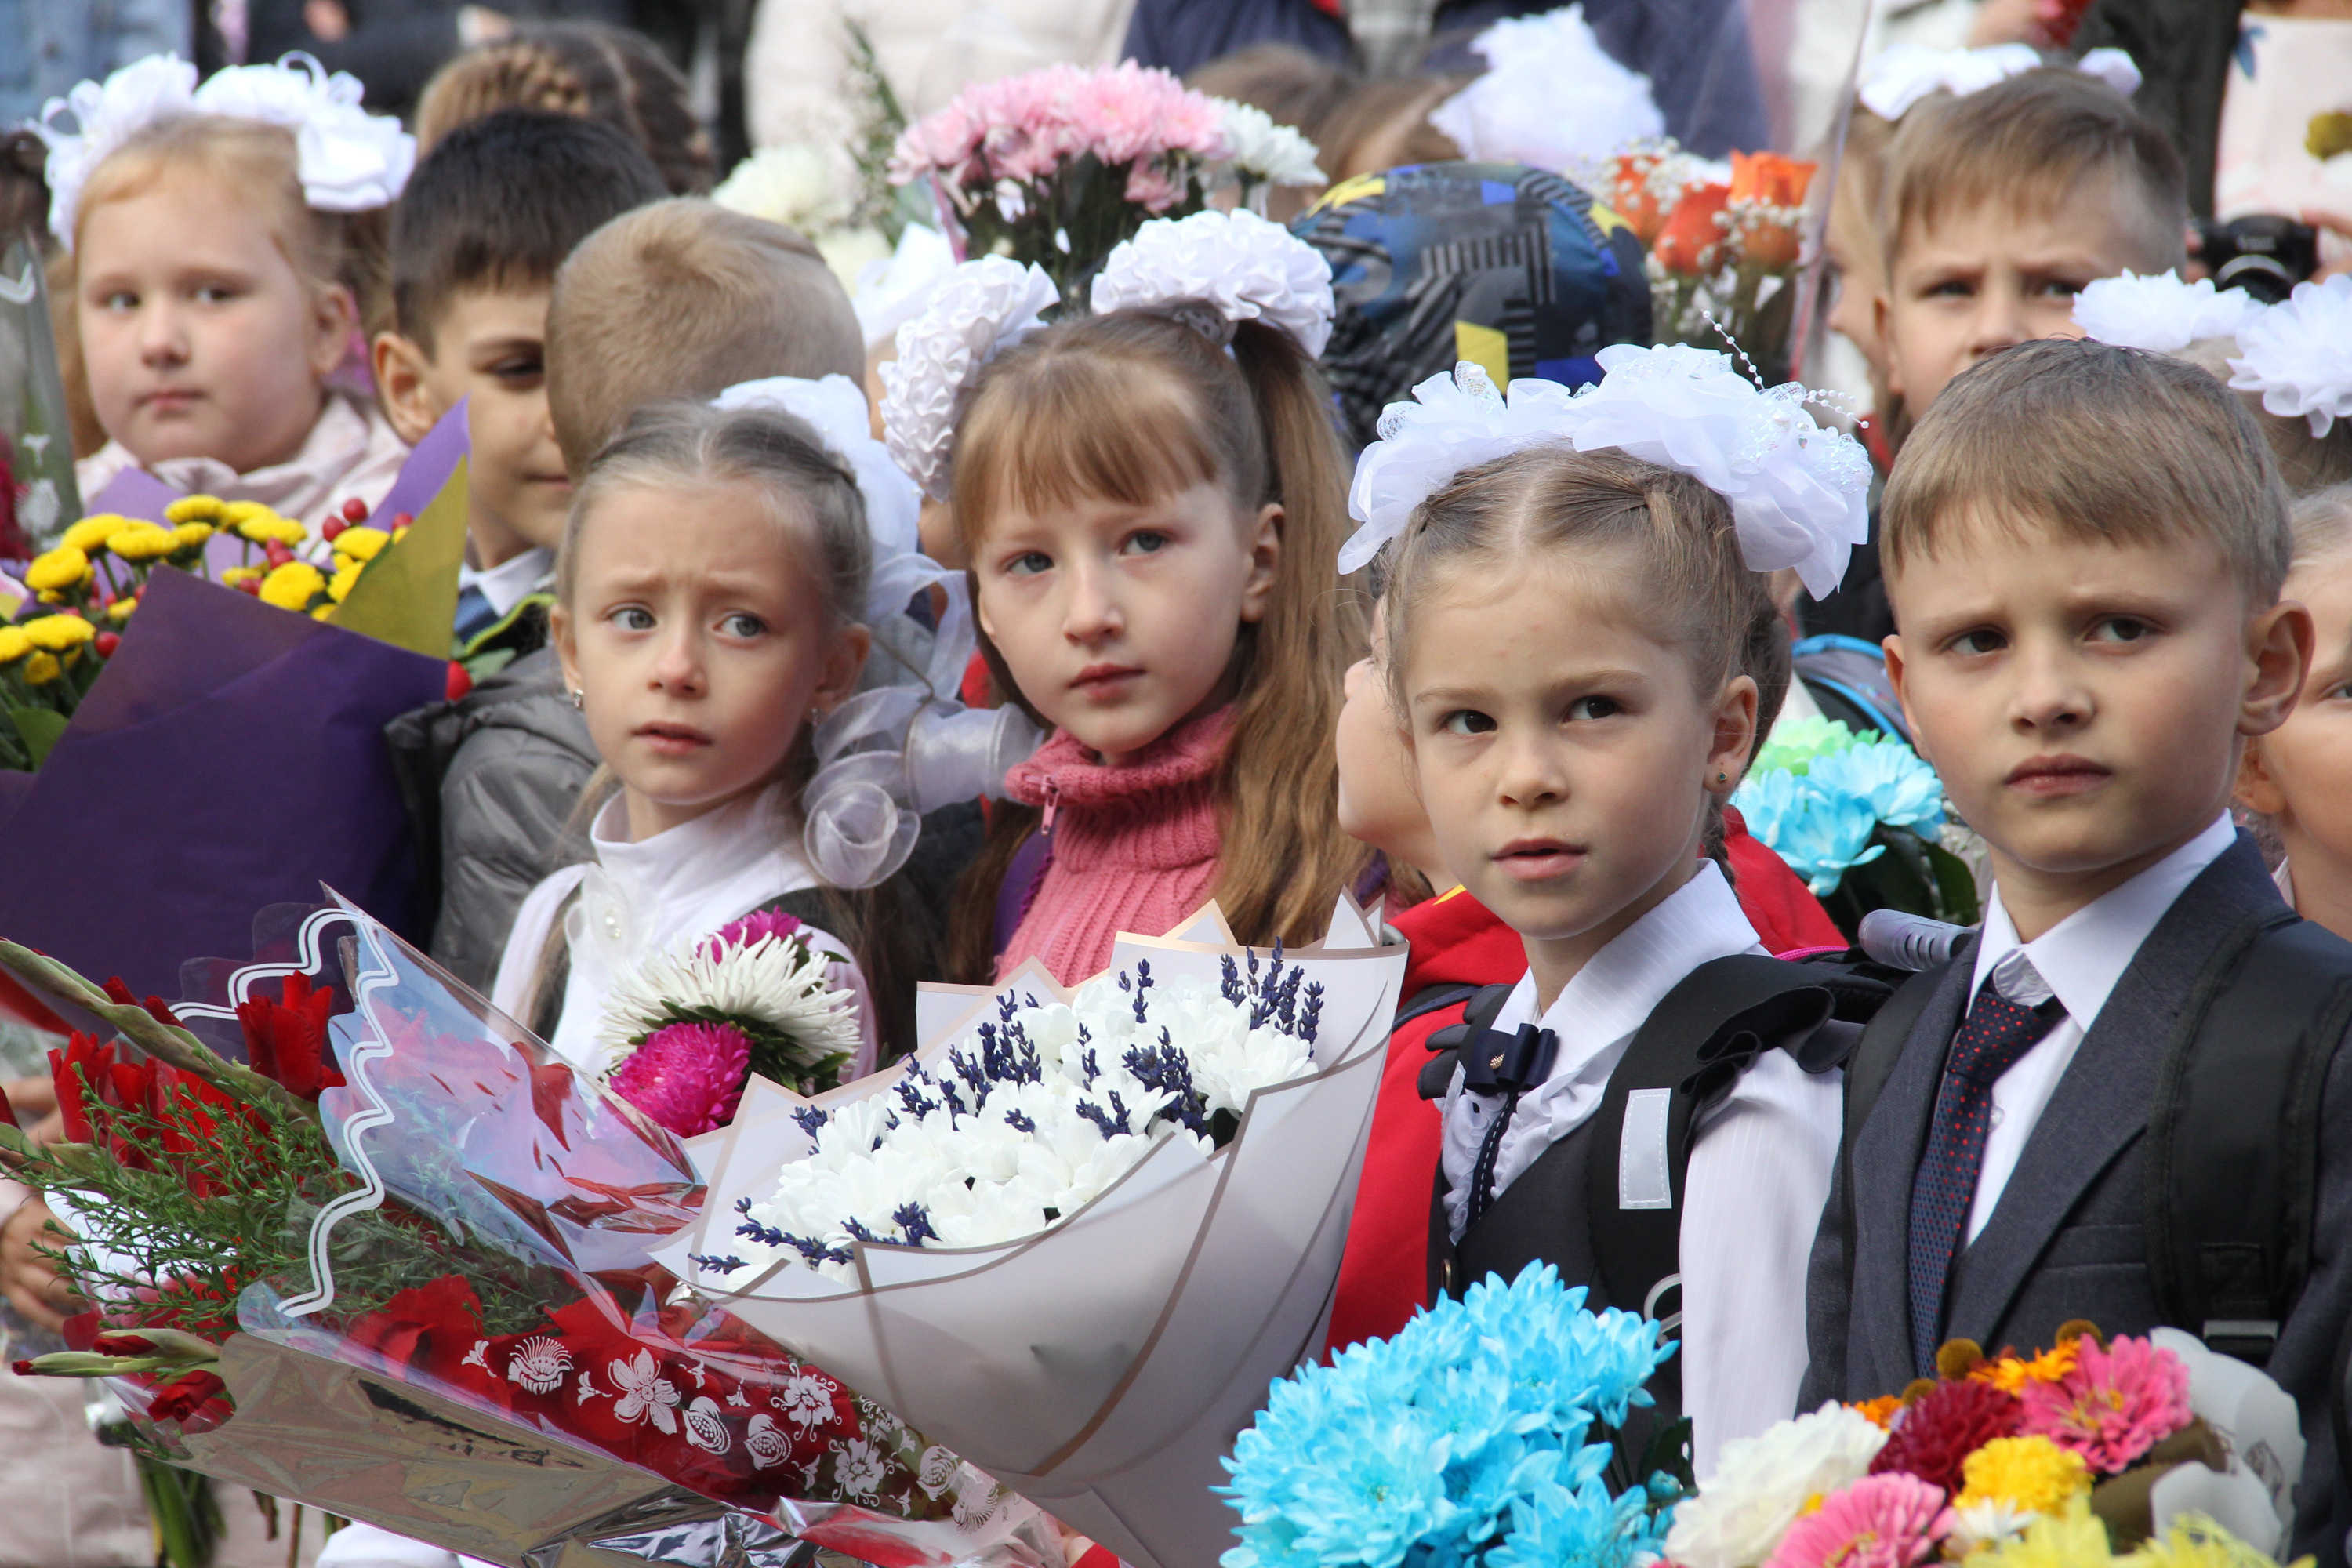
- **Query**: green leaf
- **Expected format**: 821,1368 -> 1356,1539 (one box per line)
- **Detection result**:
8,706 -> 67,764
1922,839 -> 1983,927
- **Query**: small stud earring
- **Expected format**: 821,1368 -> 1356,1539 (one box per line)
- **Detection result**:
1716,771 -> 1729,783
568,688 -> 584,710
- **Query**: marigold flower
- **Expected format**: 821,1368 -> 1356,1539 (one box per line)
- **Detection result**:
1972,1342 -> 2078,1396
62,514 -> 131,553
332,524 -> 390,563
164,495 -> 227,525
0,626 -> 28,662
24,546 -> 92,593
1852,1395 -> 1904,1430
106,522 -> 181,561
23,652 -> 60,684
259,561 -> 326,612
1958,1436 -> 2089,1515
24,615 -> 95,652
327,564 -> 361,603
171,521 -> 214,550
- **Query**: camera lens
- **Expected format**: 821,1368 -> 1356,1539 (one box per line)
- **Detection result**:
2213,253 -> 2297,304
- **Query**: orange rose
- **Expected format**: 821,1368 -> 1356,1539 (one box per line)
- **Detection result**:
1730,149 -> 1816,209
1736,208 -> 1806,270
1652,180 -> 1730,276
1608,150 -> 1675,247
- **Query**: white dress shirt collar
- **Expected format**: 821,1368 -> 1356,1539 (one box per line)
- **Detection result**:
458,546 -> 554,619
1967,813 -> 2237,1028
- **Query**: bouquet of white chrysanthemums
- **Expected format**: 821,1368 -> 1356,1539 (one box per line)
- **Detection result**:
697,953 -> 1323,1279
656,901 -> 1406,1568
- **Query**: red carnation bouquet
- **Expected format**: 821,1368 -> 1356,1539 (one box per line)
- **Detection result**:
0,895 -> 1055,1568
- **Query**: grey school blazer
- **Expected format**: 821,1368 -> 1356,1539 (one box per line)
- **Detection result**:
1798,836 -> 2352,1566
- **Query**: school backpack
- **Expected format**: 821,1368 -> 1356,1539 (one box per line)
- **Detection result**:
1792,633 -> 1911,744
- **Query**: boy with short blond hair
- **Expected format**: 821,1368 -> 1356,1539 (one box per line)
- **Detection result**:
545,199 -> 865,474
1802,338 -> 2350,1563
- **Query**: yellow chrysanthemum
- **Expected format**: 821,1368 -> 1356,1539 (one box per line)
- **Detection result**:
2131,1515 -> 2311,1568
1849,1394 -> 1903,1430
0,626 -> 28,662
1959,1436 -> 2091,1515
22,651 -> 60,685
221,565 -> 263,587
327,564 -> 361,603
171,521 -> 215,550
62,514 -> 130,553
24,615 -> 96,652
332,524 -> 390,563
259,561 -> 326,612
24,546 -> 91,593
310,604 -> 336,620
227,502 -> 306,544
1973,1342 -> 2079,1395
107,597 -> 137,624
391,525 -> 408,543
106,522 -> 180,561
1981,1500 -> 2117,1568
164,495 -> 227,525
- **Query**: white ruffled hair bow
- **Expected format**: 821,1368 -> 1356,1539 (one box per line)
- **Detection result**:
715,376 -> 1043,889
2229,274 -> 2352,439
2072,270 -> 2267,354
878,210 -> 1335,503
1857,42 -> 2141,122
1341,344 -> 1872,599
35,52 -> 414,249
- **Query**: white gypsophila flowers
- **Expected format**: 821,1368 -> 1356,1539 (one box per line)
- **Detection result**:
592,924 -> 863,1074
702,954 -> 1323,1281
2071,270 -> 2266,354
1214,100 -> 1324,187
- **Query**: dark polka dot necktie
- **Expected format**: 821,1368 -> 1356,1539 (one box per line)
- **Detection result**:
1905,981 -> 2064,1373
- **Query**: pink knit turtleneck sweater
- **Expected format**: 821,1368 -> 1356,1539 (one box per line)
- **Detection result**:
995,706 -> 1234,985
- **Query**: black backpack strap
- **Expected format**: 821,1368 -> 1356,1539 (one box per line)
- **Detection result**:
1584,955 -> 1840,1327
2146,909 -> 2352,1367
1418,982 -> 1515,1101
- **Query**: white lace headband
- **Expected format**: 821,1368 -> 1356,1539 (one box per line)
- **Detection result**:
877,209 -> 1336,502
713,376 -> 1040,888
1341,344 -> 1872,598
1857,43 -> 2141,122
2229,274 -> 2352,439
35,53 -> 414,249
2071,270 -> 2267,353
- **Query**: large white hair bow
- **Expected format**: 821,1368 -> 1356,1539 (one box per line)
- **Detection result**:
1090,207 -> 1336,358
2072,270 -> 2267,353
714,376 -> 1041,888
877,256 -> 1058,503
1857,42 -> 2141,122
36,53 -> 414,248
2229,275 -> 2352,439
1342,344 -> 1872,598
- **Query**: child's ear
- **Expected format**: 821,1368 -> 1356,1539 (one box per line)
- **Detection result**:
2236,735 -> 2289,818
550,604 -> 580,698
1238,503 -> 1283,624
371,331 -> 446,446
816,622 -> 873,714
307,283 -> 358,382
1882,632 -> 1928,763
1875,293 -> 1904,401
1706,673 -> 1760,794
2241,598 -> 2315,739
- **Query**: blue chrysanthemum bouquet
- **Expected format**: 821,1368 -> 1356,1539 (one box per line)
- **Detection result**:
1732,718 -> 1979,937
1219,1263 -> 1675,1568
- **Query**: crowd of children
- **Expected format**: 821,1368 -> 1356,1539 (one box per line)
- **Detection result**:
2,16 -> 2352,1568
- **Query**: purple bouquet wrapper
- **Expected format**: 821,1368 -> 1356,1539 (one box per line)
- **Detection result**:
0,567 -> 446,1001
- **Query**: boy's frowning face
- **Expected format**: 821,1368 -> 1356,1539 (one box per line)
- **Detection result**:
1886,520 -> 2302,916
1881,181 -> 2162,416
406,285 -> 572,564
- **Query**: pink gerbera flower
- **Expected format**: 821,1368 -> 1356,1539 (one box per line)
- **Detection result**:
609,1021 -> 753,1136
1762,1473 -> 1952,1568
2016,1334 -> 2191,1474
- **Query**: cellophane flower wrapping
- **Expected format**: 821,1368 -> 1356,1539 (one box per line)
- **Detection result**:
652,905 -> 1408,1568
100,893 -> 1058,1568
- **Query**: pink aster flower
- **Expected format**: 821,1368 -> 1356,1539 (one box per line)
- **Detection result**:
1762,1473 -> 1952,1568
609,1021 -> 753,1136
2016,1334 -> 2192,1474
706,908 -> 804,960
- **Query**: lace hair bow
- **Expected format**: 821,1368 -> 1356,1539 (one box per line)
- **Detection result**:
1089,208 -> 1336,358
2229,274 -> 2352,439
1857,42 -> 2141,122
714,376 -> 1042,889
2072,270 -> 2267,353
878,256 -> 1058,503
35,53 -> 415,249
1341,344 -> 1873,598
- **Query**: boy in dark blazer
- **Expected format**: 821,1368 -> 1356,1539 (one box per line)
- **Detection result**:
1799,338 -> 2351,1564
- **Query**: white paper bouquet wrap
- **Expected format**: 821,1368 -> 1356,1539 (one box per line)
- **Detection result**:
654,901 -> 1406,1568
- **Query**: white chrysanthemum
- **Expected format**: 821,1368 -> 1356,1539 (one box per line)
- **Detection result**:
713,144 -> 852,232
879,256 -> 1059,499
2230,274 -> 2352,437
592,927 -> 862,1071
1214,100 -> 1324,186
1427,5 -> 1663,176
1663,1403 -> 1889,1568
1947,1497 -> 2040,1555
2072,270 -> 2265,353
1091,209 -> 1335,358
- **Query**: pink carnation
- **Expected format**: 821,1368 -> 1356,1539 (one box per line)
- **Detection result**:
609,1021 -> 753,1137
2016,1334 -> 2192,1474
705,908 -> 804,960
1762,1473 -> 1952,1568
